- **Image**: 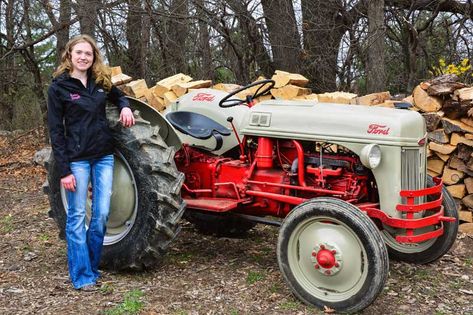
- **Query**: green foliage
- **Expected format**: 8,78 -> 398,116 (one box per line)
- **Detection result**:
465,258 -> 472,267
38,233 -> 49,242
414,269 -> 430,280
246,270 -> 265,284
11,88 -> 43,131
449,280 -> 462,290
0,55 -> 46,131
99,284 -> 114,295
279,300 -> 301,310
269,283 -> 281,293
0,214 -> 14,234
22,243 -> 32,252
214,66 -> 236,84
168,251 -> 194,265
0,2 -> 53,131
104,289 -> 144,315
355,77 -> 367,95
36,41 -> 57,75
431,57 -> 472,82
383,12 -> 465,93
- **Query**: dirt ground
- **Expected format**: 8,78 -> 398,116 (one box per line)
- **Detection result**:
0,129 -> 472,315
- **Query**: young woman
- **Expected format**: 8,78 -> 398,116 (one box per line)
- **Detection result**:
47,34 -> 135,291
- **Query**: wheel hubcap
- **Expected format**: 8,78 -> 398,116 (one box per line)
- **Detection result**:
312,243 -> 342,275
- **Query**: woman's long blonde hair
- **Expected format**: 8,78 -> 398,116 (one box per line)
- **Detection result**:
53,34 -> 112,91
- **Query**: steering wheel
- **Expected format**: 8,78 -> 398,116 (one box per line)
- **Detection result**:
219,79 -> 275,108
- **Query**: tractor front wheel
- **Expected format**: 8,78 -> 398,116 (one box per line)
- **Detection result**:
277,198 -> 389,313
382,176 -> 459,264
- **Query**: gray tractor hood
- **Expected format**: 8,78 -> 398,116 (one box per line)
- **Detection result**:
241,100 -> 426,147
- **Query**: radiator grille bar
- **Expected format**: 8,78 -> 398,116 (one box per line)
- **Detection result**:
401,147 -> 426,198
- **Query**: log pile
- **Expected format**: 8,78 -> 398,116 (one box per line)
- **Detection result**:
110,67 -> 473,234
412,74 -> 473,234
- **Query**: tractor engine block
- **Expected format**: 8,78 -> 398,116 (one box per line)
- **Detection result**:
175,140 -> 372,216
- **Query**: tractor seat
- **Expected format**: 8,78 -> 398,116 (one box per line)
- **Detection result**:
166,111 -> 231,151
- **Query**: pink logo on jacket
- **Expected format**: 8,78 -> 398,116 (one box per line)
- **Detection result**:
70,93 -> 81,100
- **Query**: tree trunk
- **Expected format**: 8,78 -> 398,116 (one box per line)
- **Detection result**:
126,0 -> 146,79
22,0 -> 47,130
98,9 -> 125,67
396,11 -> 420,92
261,0 -> 301,73
193,0 -> 213,80
226,0 -> 274,80
0,0 -> 16,129
301,0 -> 346,92
366,0 -> 386,93
77,0 -> 99,36
406,28 -> 418,92
163,0 -> 189,74
18,2 -> 47,140
57,0 -> 71,62
142,8 -> 151,82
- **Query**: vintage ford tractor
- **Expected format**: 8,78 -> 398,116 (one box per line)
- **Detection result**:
47,80 -> 458,313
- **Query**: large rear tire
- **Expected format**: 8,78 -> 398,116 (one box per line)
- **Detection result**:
277,198 -> 389,313
47,107 -> 185,270
381,176 -> 458,264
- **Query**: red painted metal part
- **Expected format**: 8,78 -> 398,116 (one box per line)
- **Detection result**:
185,198 -> 240,212
227,119 -> 246,161
176,140 -> 454,244
306,166 -> 343,177
246,189 -> 306,206
292,140 -> 306,187
396,198 -> 443,212
362,206 -> 451,229
316,249 -> 336,269
182,183 -> 212,194
255,137 -> 274,168
359,177 -> 455,243
246,180 -> 346,196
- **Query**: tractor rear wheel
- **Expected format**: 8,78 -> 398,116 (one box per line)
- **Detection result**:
47,108 -> 185,270
277,198 -> 388,313
382,176 -> 458,264
184,210 -> 256,237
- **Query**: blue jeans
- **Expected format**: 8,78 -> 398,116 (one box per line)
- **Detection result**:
66,154 -> 114,289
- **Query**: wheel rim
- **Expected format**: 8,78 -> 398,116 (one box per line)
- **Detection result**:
60,151 -> 138,245
381,225 -> 437,253
287,216 -> 368,302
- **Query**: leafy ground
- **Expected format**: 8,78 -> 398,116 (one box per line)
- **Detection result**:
0,129 -> 472,315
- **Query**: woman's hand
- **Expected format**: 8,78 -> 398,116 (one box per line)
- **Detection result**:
61,174 -> 76,192
120,107 -> 135,128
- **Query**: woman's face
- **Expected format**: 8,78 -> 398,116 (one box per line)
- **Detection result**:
70,41 -> 94,73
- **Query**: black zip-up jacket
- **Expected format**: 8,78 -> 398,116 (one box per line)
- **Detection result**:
47,72 -> 129,178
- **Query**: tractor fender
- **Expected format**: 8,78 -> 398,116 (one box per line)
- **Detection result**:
126,96 -> 182,149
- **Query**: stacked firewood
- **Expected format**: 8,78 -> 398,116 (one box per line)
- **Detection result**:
110,67 -> 473,234
111,66 -> 212,112
408,74 -> 473,234
111,67 -> 400,110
